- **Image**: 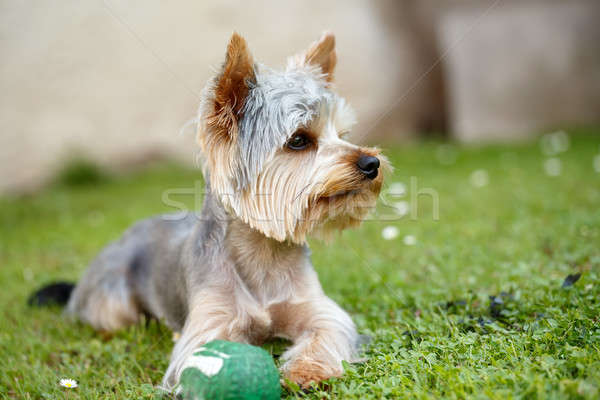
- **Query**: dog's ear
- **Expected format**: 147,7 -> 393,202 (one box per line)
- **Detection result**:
208,32 -> 255,141
289,32 -> 337,82
200,33 -> 254,195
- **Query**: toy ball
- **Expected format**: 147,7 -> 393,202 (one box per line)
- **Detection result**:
177,340 -> 281,400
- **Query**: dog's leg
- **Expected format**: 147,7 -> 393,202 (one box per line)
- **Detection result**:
67,279 -> 139,332
161,287 -> 270,390
273,297 -> 358,388
66,258 -> 140,332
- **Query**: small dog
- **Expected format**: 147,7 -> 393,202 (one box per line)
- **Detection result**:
34,32 -> 387,390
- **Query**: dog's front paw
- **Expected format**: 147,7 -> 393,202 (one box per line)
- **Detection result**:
283,359 -> 342,389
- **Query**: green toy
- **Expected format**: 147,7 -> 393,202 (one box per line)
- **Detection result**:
177,340 -> 281,400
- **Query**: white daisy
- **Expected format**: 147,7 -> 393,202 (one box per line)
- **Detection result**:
59,378 -> 78,389
381,226 -> 399,240
403,235 -> 417,246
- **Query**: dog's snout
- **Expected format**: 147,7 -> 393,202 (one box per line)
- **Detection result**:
356,155 -> 380,180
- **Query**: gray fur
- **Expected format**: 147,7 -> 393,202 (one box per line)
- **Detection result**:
236,65 -> 333,189
67,186 -> 359,390
67,188 -> 228,331
65,33 -> 381,392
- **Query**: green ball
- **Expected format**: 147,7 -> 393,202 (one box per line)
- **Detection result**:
177,340 -> 281,400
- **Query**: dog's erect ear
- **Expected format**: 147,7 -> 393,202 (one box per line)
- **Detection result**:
200,33 -> 255,196
289,32 -> 337,82
208,32 -> 255,141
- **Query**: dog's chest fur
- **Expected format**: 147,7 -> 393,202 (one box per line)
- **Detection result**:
226,220 -> 315,305
222,220 -> 321,340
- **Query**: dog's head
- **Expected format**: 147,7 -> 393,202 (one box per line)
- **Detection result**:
198,32 -> 388,243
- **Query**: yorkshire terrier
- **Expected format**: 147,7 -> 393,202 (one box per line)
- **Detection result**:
31,32 -> 387,390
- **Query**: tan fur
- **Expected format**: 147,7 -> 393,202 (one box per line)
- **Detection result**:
291,32 -> 337,82
225,222 -> 361,388
79,291 -> 139,332
230,117 -> 389,244
200,32 -> 255,199
163,218 -> 360,389
69,32 -> 387,392
206,32 -> 255,142
285,358 -> 342,388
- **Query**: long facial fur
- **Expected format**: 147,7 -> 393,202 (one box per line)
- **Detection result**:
198,33 -> 388,243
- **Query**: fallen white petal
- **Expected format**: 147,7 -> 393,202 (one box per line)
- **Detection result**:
381,226 -> 399,240
393,201 -> 409,216
544,158 -> 562,176
388,182 -> 407,197
540,130 -> 569,156
470,170 -> 489,187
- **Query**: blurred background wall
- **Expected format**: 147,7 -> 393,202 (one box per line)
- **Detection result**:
1,0 -> 599,193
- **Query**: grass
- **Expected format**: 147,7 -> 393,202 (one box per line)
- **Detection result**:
1,129 -> 599,399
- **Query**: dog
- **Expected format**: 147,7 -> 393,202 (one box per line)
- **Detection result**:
30,32 -> 387,391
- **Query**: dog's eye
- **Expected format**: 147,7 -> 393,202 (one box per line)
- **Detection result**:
286,133 -> 311,150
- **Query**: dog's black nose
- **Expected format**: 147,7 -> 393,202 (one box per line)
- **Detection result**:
356,155 -> 380,180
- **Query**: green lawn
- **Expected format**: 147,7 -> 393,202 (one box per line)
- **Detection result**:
1,130 -> 599,399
